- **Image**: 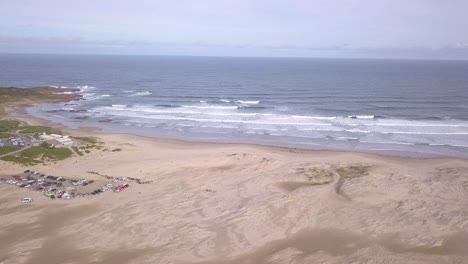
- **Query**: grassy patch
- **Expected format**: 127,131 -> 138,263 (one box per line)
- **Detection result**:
73,136 -> 99,144
18,125 -> 60,134
0,146 -> 21,155
0,155 -> 42,165
111,148 -> 122,152
0,86 -> 81,118
0,87 -> 74,105
1,146 -> 74,165
0,119 -> 21,132
72,146 -> 84,156
0,132 -> 13,138
22,146 -> 72,160
72,136 -> 104,154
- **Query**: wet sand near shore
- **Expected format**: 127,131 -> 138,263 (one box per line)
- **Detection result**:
1,130 -> 468,264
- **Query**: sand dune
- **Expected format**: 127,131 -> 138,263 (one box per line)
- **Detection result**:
1,132 -> 468,264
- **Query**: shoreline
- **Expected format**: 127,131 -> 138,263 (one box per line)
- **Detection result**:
7,102 -> 468,161
11,101 -> 468,162
12,102 -> 468,160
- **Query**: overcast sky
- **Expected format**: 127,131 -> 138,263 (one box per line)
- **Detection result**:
1,0 -> 468,59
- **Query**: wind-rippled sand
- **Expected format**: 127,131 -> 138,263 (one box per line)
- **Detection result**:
1,133 -> 467,264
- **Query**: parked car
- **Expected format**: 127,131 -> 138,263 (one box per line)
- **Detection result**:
21,198 -> 33,203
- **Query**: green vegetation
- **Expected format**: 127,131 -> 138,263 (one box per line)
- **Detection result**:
73,136 -> 99,144
0,87 -> 69,104
0,86 -> 79,116
72,146 -> 84,156
18,125 -> 60,134
0,132 -> 13,138
1,145 -> 73,165
0,119 -> 20,132
71,136 -> 104,155
0,155 -> 37,165
0,146 -> 21,155
112,148 -> 122,152
0,119 -> 59,135
23,146 -> 72,160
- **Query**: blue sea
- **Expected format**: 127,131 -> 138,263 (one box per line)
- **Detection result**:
1,54 -> 468,158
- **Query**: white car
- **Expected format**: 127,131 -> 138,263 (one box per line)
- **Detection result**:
21,198 -> 33,203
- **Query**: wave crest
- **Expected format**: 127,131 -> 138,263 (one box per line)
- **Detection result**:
129,91 -> 152,97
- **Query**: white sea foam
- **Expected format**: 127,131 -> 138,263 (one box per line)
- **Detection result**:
335,137 -> 359,140
292,115 -> 337,120
235,100 -> 260,104
220,99 -> 231,103
96,105 -> 270,117
345,129 -> 372,133
111,104 -> 128,108
298,128 -> 343,132
380,131 -> 468,135
361,141 -> 416,146
190,105 -> 238,110
129,91 -> 152,97
77,85 -> 96,91
346,115 -> 375,119
82,101 -> 468,154
60,107 -> 75,111
372,122 -> 468,128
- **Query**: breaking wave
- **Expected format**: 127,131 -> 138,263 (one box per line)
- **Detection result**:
235,100 -> 260,104
129,91 -> 152,97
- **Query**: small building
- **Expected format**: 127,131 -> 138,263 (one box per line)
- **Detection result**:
55,137 -> 73,147
45,139 -> 62,147
40,134 -> 73,147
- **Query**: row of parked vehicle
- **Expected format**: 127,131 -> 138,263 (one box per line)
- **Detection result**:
1,170 -> 131,203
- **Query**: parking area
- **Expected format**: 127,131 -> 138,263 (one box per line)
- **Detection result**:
0,134 -> 32,147
0,170 -> 131,200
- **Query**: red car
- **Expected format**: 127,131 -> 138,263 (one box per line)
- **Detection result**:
114,184 -> 129,193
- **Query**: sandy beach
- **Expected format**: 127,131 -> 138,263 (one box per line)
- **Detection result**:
1,110 -> 468,264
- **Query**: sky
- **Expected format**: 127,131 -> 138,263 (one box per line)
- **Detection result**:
1,0 -> 468,59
